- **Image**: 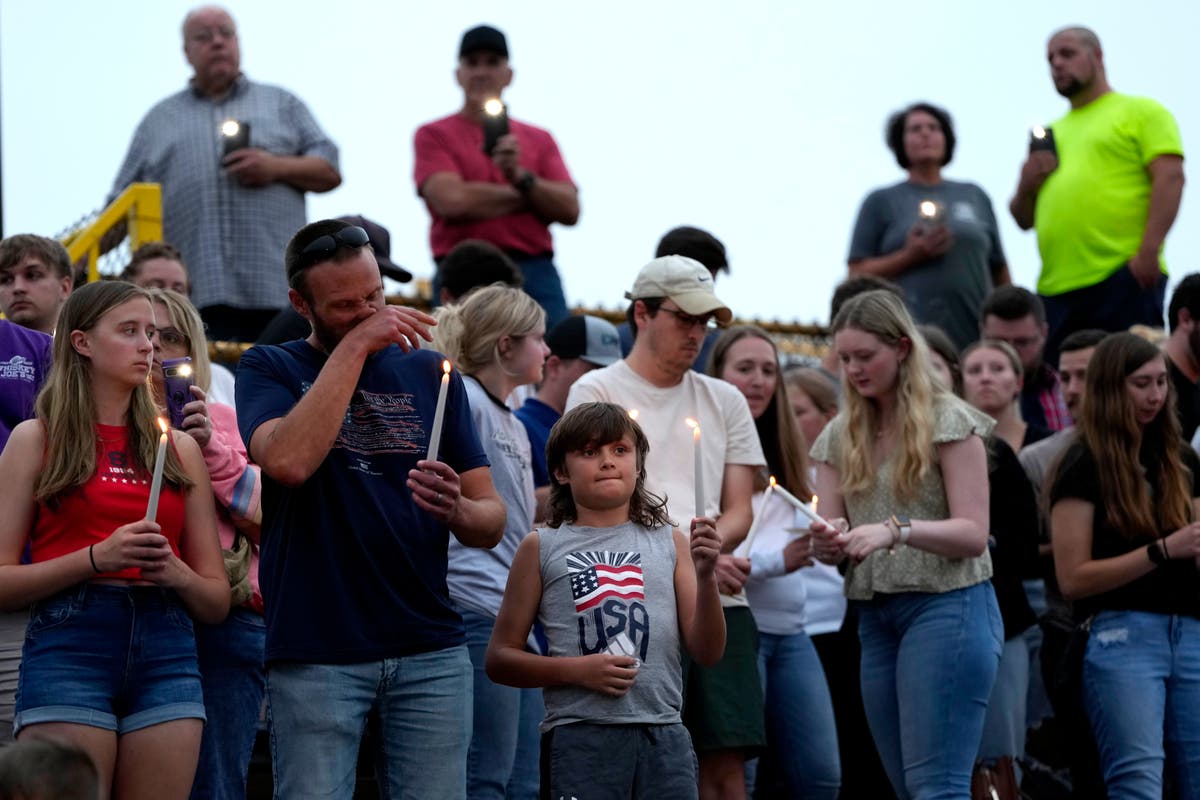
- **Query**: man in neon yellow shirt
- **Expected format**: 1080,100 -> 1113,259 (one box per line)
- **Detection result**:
1010,26 -> 1185,363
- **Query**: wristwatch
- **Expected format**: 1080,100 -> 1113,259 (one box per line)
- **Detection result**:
514,171 -> 536,194
890,514 -> 912,546
1147,539 -> 1168,566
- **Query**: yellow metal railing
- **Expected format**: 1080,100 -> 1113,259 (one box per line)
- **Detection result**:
62,183 -> 164,283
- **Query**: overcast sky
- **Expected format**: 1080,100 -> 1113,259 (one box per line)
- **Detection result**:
2,0 -> 1196,326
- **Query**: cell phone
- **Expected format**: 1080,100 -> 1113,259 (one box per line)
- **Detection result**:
605,631 -> 640,669
221,119 -> 251,156
916,200 -> 946,230
482,101 -> 509,156
162,357 -> 194,429
1029,125 -> 1057,157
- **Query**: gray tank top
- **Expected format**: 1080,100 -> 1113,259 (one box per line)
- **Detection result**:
537,521 -> 682,732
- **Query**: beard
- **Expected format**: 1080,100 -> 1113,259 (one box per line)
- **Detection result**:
1055,76 -> 1086,99
308,310 -> 345,354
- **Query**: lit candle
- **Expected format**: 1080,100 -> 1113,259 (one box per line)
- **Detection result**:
773,483 -> 831,529
686,418 -> 704,518
738,476 -> 776,556
146,417 -> 169,522
426,360 -> 452,462
628,409 -> 639,421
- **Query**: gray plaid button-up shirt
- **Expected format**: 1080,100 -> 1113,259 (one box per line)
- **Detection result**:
110,75 -> 339,311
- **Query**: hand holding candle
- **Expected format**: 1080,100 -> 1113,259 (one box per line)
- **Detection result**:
146,417 -> 169,522
426,360 -> 452,463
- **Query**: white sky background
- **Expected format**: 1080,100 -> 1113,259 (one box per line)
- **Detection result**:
2,1 -> 1197,326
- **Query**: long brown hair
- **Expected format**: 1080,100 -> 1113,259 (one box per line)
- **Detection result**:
545,403 -> 673,529
34,282 -> 191,506
707,325 -> 811,497
1071,332 -> 1191,539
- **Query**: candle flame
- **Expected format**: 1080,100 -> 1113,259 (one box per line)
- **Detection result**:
627,409 -> 639,420
685,417 -> 698,429
812,495 -> 819,514
442,359 -> 451,375
769,475 -> 777,488
157,417 -> 168,434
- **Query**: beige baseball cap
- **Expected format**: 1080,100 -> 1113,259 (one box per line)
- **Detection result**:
624,255 -> 732,323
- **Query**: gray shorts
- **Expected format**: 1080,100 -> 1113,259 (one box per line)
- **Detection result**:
540,721 -> 697,799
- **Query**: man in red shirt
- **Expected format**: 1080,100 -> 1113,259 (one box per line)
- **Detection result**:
413,25 -> 580,328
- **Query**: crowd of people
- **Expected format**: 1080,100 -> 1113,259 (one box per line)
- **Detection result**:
0,7 -> 1193,800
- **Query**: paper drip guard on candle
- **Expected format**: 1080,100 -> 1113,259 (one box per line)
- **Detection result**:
685,418 -> 704,519
426,360 -> 452,462
146,417 -> 169,522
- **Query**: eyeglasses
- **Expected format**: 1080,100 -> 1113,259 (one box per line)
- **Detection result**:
299,226 -> 371,265
188,25 -> 236,45
156,328 -> 191,350
657,304 -> 718,331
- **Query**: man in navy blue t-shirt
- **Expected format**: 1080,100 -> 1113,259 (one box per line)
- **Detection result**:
237,218 -> 505,798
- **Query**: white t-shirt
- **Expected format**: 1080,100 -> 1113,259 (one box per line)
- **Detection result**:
567,360 -> 766,607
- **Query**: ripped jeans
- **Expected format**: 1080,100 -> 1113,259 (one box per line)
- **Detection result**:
1083,610 -> 1200,799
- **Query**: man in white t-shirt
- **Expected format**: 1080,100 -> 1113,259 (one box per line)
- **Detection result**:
565,254 -> 766,797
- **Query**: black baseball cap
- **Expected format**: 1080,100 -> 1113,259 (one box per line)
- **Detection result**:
336,215 -> 412,283
459,25 -> 508,59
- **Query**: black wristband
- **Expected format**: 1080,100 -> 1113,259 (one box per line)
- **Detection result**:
1148,540 -> 1168,566
89,544 -> 101,574
514,172 -> 536,194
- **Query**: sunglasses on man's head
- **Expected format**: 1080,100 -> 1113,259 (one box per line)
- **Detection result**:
299,226 -> 371,264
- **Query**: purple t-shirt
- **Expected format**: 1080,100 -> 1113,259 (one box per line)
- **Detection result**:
0,320 -> 52,453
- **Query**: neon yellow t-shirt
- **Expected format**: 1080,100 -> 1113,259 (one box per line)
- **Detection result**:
1035,93 -> 1183,296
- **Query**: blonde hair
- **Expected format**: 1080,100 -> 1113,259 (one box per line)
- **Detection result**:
34,282 -> 191,506
146,288 -> 211,393
431,284 -> 545,377
832,290 -> 942,501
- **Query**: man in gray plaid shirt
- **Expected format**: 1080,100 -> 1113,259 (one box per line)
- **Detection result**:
110,5 -> 341,342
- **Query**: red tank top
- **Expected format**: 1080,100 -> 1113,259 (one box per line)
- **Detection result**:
31,424 -> 186,580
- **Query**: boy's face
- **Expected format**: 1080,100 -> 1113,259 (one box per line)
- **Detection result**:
555,435 -> 639,512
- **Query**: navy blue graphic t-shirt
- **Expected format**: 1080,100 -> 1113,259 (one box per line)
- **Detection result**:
237,341 -> 488,663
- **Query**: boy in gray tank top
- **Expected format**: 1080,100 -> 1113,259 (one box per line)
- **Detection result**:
487,402 -> 726,798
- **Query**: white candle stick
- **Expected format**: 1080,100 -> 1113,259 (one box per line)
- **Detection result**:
773,483 -> 831,529
426,360 -> 452,462
686,419 -> 704,518
146,417 -> 169,521
737,478 -> 776,557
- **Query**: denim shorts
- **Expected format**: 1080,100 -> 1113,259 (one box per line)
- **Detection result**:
14,583 -> 205,737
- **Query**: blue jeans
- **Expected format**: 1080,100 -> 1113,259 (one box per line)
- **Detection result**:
459,607 -> 543,799
751,630 -> 840,798
266,646 -> 472,799
190,606 -> 266,800
15,584 -> 205,735
1083,610 -> 1200,799
858,583 -> 1002,800
1022,578 -> 1053,728
978,634 -> 1030,764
